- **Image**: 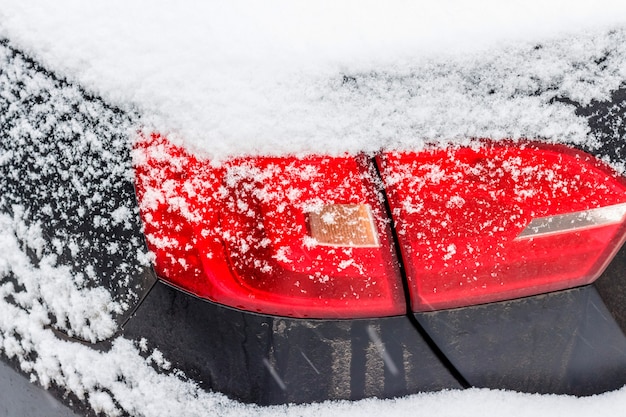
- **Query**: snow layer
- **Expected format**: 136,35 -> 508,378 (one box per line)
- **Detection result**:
1,1 -> 626,160
1,2 -> 626,417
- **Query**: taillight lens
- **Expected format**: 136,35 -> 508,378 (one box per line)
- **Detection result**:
135,135 -> 626,316
134,134 -> 404,318
378,142 -> 626,311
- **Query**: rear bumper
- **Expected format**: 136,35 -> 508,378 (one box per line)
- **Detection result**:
120,256 -> 626,405
0,360 -> 79,417
122,280 -> 463,405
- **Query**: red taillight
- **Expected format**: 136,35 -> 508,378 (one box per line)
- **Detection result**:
134,134 -> 404,318
378,142 -> 626,311
135,135 -> 626,316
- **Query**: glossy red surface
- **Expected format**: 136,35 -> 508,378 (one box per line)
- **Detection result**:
135,135 -> 626,316
134,134 -> 404,318
378,142 -> 626,311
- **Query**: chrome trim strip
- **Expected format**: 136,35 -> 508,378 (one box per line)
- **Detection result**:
516,202 -> 626,240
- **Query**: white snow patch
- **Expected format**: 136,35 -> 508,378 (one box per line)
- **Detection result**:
110,206 -> 132,229
0,2 -> 625,159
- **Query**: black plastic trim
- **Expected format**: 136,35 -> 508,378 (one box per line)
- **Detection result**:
416,285 -> 626,395
122,281 -> 463,405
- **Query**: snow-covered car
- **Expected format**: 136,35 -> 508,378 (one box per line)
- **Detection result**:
2,4 -> 626,417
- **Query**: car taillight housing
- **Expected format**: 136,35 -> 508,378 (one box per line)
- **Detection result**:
378,142 -> 626,311
133,134 -> 404,318
135,135 -> 626,317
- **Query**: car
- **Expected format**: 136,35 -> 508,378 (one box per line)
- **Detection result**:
2,20 -> 626,417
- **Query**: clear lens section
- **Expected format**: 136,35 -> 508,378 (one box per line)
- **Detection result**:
517,203 -> 626,239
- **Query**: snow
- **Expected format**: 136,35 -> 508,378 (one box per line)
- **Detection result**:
1,1 -> 626,416
1,1 -> 626,160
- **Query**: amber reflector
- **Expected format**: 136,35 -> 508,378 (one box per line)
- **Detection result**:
307,204 -> 380,247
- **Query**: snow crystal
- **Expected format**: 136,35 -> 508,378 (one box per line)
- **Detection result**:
442,244 -> 457,262
0,213 -> 119,342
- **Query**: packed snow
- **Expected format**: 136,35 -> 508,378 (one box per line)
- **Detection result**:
1,1 -> 626,416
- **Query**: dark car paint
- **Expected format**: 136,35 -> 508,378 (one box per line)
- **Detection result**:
1,40 -> 626,415
0,40 -> 156,335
